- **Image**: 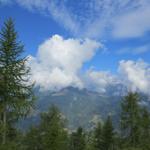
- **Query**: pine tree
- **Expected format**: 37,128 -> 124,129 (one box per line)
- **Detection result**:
23,126 -> 42,150
101,116 -> 114,150
120,92 -> 141,148
69,127 -> 86,150
39,105 -> 68,150
140,107 -> 150,150
93,122 -> 103,150
0,18 -> 34,145
86,131 -> 95,150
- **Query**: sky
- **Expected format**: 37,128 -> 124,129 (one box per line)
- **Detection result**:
0,0 -> 150,95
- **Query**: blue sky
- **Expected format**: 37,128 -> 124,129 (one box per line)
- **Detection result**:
0,0 -> 150,94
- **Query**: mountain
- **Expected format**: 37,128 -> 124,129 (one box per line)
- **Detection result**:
19,87 -> 122,130
19,86 -> 150,130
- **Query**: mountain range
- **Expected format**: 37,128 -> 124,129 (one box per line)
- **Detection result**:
19,86 -> 150,130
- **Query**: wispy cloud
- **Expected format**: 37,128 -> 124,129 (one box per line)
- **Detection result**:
117,44 -> 150,55
3,0 -> 149,39
16,0 -> 80,34
112,5 -> 150,38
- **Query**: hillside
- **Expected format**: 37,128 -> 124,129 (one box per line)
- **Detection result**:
19,87 -> 122,130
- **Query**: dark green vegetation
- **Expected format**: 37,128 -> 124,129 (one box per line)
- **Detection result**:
0,18 -> 34,149
0,19 -> 150,150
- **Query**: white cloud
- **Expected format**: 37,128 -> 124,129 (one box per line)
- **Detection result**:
28,36 -> 150,95
84,69 -> 119,93
113,5 -> 150,38
117,44 -> 150,55
82,59 -> 150,95
16,0 -> 47,10
14,0 -> 150,39
118,60 -> 150,95
28,34 -> 101,91
16,0 -> 80,34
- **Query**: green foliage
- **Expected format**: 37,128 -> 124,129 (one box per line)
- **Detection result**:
93,122 -> 103,150
23,105 -> 69,150
120,92 -> 150,150
0,130 -> 24,150
23,127 -> 42,150
1,18 -> 150,150
0,91 -> 149,149
69,127 -> 86,150
86,131 -> 95,150
140,107 -> 150,150
0,18 -> 34,144
120,92 -> 141,147
40,105 -> 68,150
101,116 -> 115,150
122,148 -> 142,150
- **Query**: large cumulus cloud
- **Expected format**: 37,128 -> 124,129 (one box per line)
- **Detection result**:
28,34 -> 101,91
28,35 -> 150,95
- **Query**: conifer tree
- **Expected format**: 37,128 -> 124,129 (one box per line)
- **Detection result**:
86,131 -> 95,150
39,105 -> 68,150
23,126 -> 42,150
140,107 -> 150,149
69,127 -> 86,150
101,116 -> 114,150
120,92 -> 141,148
0,18 -> 34,145
93,122 -> 103,150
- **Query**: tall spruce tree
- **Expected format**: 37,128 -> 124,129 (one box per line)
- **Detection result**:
39,105 -> 68,150
86,131 -> 95,150
69,127 -> 86,150
93,122 -> 103,150
101,116 -> 114,150
0,18 -> 34,145
120,92 -> 141,148
23,126 -> 42,150
140,107 -> 150,149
